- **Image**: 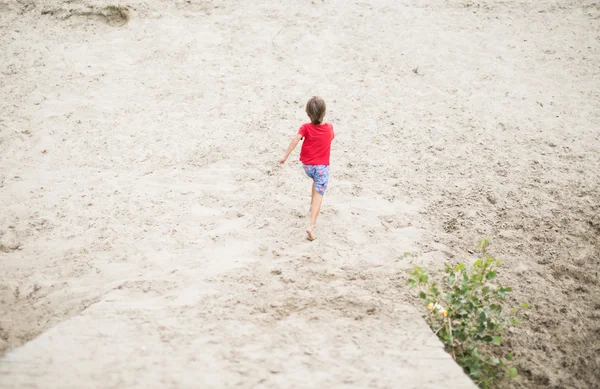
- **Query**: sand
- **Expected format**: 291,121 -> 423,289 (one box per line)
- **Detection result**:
1,0 -> 599,388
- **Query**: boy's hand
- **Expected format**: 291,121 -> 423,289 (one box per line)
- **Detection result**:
280,134 -> 302,165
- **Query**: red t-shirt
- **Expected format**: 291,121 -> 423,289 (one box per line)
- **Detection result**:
298,122 -> 334,165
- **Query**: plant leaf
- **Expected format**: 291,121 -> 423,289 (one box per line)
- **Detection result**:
492,336 -> 502,345
509,367 -> 518,378
447,274 -> 455,286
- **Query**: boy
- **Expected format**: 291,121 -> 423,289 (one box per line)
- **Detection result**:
280,96 -> 334,241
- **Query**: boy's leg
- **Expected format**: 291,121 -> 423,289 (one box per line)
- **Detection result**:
310,187 -> 323,227
310,182 -> 315,215
306,185 -> 323,241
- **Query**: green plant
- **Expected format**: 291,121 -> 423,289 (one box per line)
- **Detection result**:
407,239 -> 526,388
103,5 -> 129,17
98,4 -> 130,25
104,4 -> 127,12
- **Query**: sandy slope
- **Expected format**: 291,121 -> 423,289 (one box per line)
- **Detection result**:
1,0 -> 599,388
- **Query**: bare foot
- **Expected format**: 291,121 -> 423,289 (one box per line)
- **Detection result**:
306,228 -> 316,241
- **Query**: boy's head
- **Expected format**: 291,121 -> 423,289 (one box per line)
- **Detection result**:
305,96 -> 326,125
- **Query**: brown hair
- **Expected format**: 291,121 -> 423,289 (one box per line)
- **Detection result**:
305,96 -> 326,125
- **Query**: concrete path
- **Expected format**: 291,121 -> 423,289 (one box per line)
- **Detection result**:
1,258 -> 475,388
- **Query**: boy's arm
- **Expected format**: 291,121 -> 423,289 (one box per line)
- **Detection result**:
280,134 -> 303,164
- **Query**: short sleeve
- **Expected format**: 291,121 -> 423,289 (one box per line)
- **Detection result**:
298,124 -> 307,138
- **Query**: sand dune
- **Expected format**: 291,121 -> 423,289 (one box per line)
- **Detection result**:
1,0 -> 599,388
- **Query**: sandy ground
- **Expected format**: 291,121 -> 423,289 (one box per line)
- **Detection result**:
1,0 -> 599,388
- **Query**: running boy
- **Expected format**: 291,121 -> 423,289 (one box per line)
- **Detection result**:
280,96 -> 334,241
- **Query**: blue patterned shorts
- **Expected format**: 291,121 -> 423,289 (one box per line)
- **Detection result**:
303,164 -> 330,195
